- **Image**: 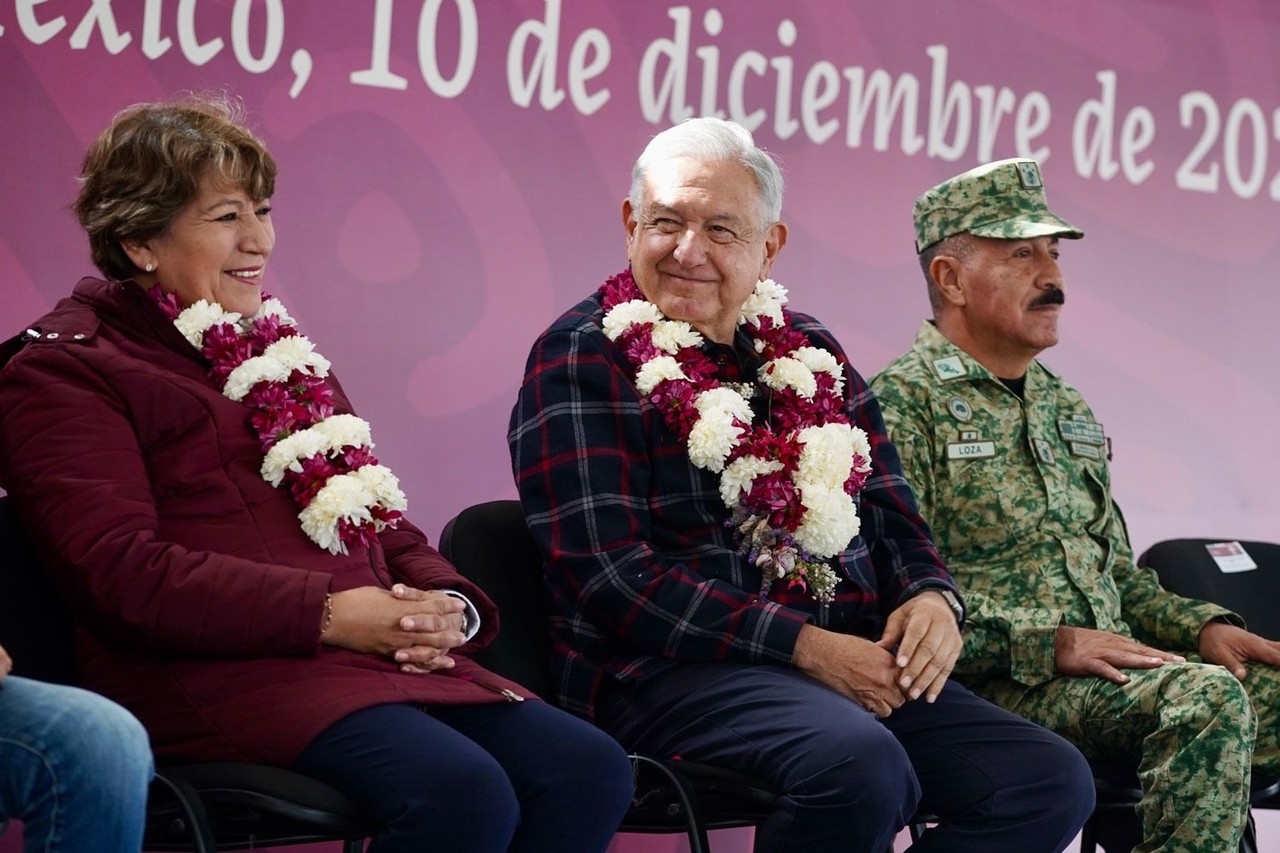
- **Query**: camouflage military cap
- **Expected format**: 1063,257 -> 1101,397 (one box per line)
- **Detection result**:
913,158 -> 1084,253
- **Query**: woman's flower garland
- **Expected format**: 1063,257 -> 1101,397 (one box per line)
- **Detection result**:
151,287 -> 406,555
600,269 -> 872,603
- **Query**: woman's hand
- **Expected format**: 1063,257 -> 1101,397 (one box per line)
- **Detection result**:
389,584 -> 472,673
322,585 -> 467,672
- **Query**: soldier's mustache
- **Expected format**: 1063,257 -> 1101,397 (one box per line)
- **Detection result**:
1030,287 -> 1065,308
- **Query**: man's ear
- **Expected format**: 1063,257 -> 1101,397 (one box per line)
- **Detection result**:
758,221 -> 788,280
930,254 -> 966,307
622,198 -> 638,247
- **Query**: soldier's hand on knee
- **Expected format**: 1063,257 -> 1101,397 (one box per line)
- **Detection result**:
1053,625 -> 1184,684
1199,621 -> 1280,680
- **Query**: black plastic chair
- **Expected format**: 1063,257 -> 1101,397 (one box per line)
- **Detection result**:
1137,537 -> 1280,851
1077,759 -> 1148,853
1076,537 -> 1280,853
1138,539 -> 1280,641
0,494 -> 375,853
439,498 -> 931,852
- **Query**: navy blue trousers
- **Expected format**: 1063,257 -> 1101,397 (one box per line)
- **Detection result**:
292,699 -> 633,853
598,663 -> 1095,853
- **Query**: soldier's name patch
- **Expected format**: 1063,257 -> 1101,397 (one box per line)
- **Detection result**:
1058,418 -> 1105,446
947,440 -> 996,460
947,396 -> 973,422
1070,441 -> 1102,459
932,356 -> 968,380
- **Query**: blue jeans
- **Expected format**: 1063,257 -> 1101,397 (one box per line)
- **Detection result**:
598,662 -> 1095,853
292,700 -> 634,853
0,677 -> 153,853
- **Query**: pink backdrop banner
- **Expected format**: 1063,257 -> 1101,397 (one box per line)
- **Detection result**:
4,0 -> 1277,547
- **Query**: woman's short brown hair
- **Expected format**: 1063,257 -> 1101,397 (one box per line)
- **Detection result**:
74,93 -> 278,281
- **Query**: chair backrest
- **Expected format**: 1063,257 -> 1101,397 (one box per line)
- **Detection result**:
438,499 -> 556,699
1137,538 -> 1280,641
0,495 -> 77,684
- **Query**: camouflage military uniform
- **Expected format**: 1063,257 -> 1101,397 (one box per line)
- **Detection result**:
872,320 -> 1280,853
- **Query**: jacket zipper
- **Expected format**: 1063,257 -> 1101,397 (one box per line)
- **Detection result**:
457,673 -> 524,702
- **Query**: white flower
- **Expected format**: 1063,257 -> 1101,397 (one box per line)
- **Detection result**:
299,474 -> 372,555
354,464 -> 408,518
298,465 -> 406,556
602,300 -> 662,341
760,356 -> 818,399
635,355 -> 687,394
650,319 -> 701,354
720,455 -> 784,507
794,347 -> 845,395
687,415 -> 741,472
260,414 -> 373,486
253,298 -> 296,328
795,424 -> 857,491
794,487 -> 860,558
687,387 -> 752,471
174,300 -> 240,348
739,279 -> 787,329
787,423 -> 866,557
849,426 -> 873,474
222,336 -> 332,402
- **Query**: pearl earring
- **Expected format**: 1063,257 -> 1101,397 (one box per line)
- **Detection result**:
144,263 -> 155,273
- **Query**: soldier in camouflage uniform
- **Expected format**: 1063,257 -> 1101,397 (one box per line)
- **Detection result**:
871,158 -> 1280,853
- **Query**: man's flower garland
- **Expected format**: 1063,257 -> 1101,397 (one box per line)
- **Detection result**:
600,269 -> 872,603
150,286 -> 406,555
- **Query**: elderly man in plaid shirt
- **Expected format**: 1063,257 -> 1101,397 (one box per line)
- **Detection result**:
508,117 -> 1094,852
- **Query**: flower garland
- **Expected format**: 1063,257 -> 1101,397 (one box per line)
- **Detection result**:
600,269 -> 873,603
150,287 -> 406,555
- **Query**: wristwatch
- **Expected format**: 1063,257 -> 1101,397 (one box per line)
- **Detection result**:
934,589 -> 965,626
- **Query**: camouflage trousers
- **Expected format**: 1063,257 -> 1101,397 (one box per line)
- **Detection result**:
974,660 -> 1280,853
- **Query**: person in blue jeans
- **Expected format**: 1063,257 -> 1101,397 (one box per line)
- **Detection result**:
0,644 -> 153,853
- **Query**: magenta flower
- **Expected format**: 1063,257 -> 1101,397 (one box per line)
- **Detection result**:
341,445 -> 378,469
245,315 -> 296,350
289,454 -> 341,504
147,285 -> 182,320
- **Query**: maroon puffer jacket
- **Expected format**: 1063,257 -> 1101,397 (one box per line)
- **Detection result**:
0,277 -> 533,764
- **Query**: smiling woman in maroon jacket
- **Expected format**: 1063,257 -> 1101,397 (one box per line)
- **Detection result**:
0,94 -> 632,853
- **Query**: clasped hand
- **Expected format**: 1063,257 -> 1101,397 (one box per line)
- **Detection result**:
323,584 -> 468,674
794,592 -> 961,718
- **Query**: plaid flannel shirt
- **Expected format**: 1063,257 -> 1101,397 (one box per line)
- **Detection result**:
508,289 -> 957,719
